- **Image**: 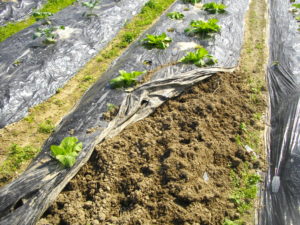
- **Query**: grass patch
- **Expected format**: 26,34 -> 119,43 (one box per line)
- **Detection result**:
0,0 -> 77,42
38,119 -> 55,134
0,144 -> 39,182
0,0 -> 177,185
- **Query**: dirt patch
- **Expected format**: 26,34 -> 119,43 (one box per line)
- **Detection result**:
39,71 -> 265,225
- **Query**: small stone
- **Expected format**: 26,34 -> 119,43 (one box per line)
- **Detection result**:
98,212 -> 106,221
92,219 -> 100,225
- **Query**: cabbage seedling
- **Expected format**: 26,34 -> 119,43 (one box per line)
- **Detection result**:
185,18 -> 221,37
202,3 -> 227,14
50,137 -> 83,168
110,70 -> 146,88
167,12 -> 185,20
179,47 -> 217,67
33,25 -> 65,44
33,11 -> 53,25
82,0 -> 100,17
142,33 -> 172,49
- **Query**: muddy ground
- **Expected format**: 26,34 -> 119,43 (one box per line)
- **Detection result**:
38,71 -> 265,225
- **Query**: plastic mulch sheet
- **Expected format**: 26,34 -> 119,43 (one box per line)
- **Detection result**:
259,0 -> 300,224
0,0 -> 43,26
0,0 -> 249,224
0,0 -> 148,128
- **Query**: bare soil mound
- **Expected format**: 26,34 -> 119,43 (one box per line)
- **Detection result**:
39,72 -> 265,225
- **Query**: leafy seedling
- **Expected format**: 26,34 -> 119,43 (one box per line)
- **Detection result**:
110,70 -> 146,88
33,11 -> 53,25
202,2 -> 227,14
182,0 -> 201,5
185,18 -> 221,37
179,47 -> 217,67
82,0 -> 100,17
33,25 -> 65,44
107,103 -> 118,112
50,137 -> 83,168
292,3 -> 300,9
142,33 -> 172,49
167,12 -> 185,20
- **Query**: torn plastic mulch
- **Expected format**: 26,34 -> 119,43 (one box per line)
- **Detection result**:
259,0 -> 300,224
0,0 -> 249,224
0,0 -> 43,26
0,0 -> 149,128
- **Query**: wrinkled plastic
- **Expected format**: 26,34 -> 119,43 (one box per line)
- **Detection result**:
0,0 -> 148,128
0,0 -> 43,26
0,0 -> 249,224
259,0 -> 300,224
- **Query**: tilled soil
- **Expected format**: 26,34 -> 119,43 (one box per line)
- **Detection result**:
39,72 -> 265,225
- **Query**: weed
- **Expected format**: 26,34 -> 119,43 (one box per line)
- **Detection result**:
56,88 -> 62,94
167,12 -> 185,20
24,115 -> 35,123
167,28 -> 175,32
82,75 -> 94,82
185,18 -> 221,37
53,99 -> 64,106
122,32 -> 135,44
82,0 -> 100,17
33,25 -> 65,44
110,70 -> 146,88
229,169 -> 260,213
253,112 -> 262,121
142,33 -> 172,49
0,144 -> 39,180
50,137 -> 83,168
203,2 -> 227,14
179,47 -> 217,67
182,0 -> 201,5
38,119 -> 55,134
239,122 -> 247,133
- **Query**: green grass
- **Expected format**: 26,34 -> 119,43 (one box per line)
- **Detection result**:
0,144 -> 39,181
0,0 -> 77,42
38,119 -> 55,134
229,167 -> 260,214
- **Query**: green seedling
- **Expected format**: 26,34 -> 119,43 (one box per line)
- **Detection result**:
107,103 -> 118,112
33,11 -> 53,25
202,2 -> 227,14
82,0 -> 100,17
142,33 -> 172,49
179,47 -> 217,67
292,3 -> 300,9
33,25 -> 65,44
167,11 -> 185,20
183,0 -> 201,4
110,70 -> 146,88
185,18 -> 221,36
50,137 -> 83,168
38,119 -> 55,133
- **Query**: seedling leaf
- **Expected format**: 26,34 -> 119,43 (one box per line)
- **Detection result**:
167,12 -> 185,20
202,3 -> 227,14
142,33 -> 172,49
179,47 -> 217,67
185,18 -> 221,37
50,137 -> 83,168
110,70 -> 146,89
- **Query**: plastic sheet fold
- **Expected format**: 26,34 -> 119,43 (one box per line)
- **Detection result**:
0,0 -> 249,224
259,0 -> 300,224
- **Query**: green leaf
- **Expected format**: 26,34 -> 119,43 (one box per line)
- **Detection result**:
167,12 -> 184,20
50,137 -> 83,168
185,18 -> 221,36
179,47 -> 217,67
202,3 -> 227,14
110,70 -> 146,89
50,145 -> 65,156
142,33 -> 172,49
